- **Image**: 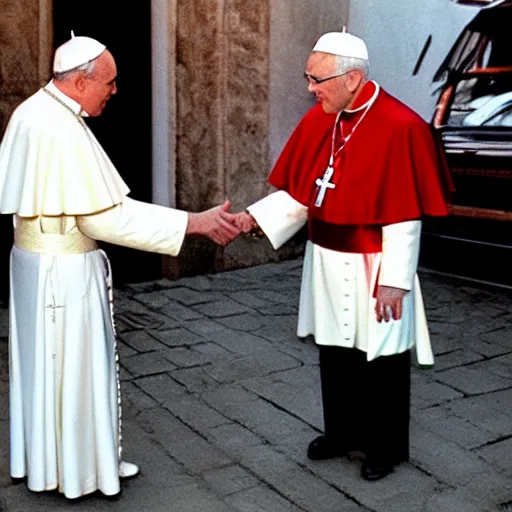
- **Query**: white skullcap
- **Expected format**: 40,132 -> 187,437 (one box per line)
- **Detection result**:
312,29 -> 368,60
53,31 -> 106,73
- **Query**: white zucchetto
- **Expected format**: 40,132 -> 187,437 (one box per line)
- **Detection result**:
312,29 -> 368,61
53,31 -> 106,73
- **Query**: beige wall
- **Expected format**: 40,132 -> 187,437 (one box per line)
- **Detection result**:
269,0 -> 349,166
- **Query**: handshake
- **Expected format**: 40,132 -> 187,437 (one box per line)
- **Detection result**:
187,199 -> 261,247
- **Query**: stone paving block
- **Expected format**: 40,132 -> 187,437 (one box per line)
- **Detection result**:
192,299 -> 252,318
299,447 -> 443,511
160,299 -> 206,322
204,350 -> 300,383
117,484 -> 235,512
250,289 -> 295,306
121,381 -> 160,411
132,291 -> 173,309
113,294 -> 153,314
485,353 -> 512,380
115,309 -> 180,331
194,341 -> 232,358
122,419 -> 195,488
135,373 -> 188,406
241,367 -> 322,427
253,315 -> 298,343
117,340 -> 138,358
186,318 -> 232,336
202,384 -> 260,413
411,376 -> 464,408
421,489 -> 498,512
172,366 -> 223,394
238,445 -> 363,512
163,346 -> 212,368
164,394 -> 228,431
447,388 -> 512,435
459,471 -> 512,506
120,330 -> 167,353
164,287 -> 218,305
209,330 -> 273,354
476,436 -> 512,471
226,291 -> 271,308
410,422 -> 496,486
273,337 -> 318,365
119,367 -> 134,382
415,406 -> 496,450
151,327 -> 206,347
215,395 -> 314,445
203,464 -> 259,497
206,422 -> 263,456
216,313 -> 267,332
137,408 -> 231,474
431,348 -> 484,371
480,326 -> 512,349
121,352 -> 177,378
256,304 -> 298,316
436,363 -> 512,395
226,484 -> 304,512
466,337 -> 512,358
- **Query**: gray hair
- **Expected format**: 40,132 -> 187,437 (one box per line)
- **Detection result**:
53,59 -> 97,81
333,55 -> 369,79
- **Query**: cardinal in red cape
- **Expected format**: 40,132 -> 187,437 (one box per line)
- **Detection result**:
234,29 -> 454,482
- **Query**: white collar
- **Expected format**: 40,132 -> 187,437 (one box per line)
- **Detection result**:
44,80 -> 89,117
344,81 -> 380,114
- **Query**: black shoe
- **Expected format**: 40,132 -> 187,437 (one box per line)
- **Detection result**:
361,460 -> 394,481
307,436 -> 346,461
11,476 -> 26,485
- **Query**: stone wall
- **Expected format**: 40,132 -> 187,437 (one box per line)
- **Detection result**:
172,0 -> 273,276
0,0 -> 52,136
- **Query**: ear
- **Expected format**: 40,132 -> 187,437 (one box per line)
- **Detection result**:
345,71 -> 364,93
74,72 -> 88,93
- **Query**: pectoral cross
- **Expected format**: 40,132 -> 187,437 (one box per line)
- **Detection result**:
315,164 -> 336,207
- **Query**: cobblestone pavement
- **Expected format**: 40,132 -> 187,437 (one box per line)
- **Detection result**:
1,258 -> 512,511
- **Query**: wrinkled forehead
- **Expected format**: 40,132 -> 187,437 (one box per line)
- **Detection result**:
95,50 -> 117,80
306,52 -> 336,74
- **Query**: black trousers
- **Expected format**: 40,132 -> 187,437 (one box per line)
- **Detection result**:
318,345 -> 411,464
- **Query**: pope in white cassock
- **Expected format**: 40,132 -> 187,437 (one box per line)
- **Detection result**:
234,30 -> 453,482
0,33 -> 241,499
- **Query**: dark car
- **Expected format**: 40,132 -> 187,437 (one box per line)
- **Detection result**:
420,0 -> 512,287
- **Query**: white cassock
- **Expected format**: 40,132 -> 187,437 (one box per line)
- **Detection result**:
0,81 -> 188,498
248,191 -> 434,364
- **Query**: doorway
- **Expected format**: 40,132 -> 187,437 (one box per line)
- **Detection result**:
53,0 -> 161,285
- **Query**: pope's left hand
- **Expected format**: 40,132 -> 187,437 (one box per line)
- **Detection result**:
375,285 -> 408,323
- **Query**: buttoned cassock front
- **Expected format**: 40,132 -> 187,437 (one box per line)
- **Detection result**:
248,191 -> 433,364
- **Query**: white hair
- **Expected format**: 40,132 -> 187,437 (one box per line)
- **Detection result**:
333,55 -> 369,79
53,59 -> 97,81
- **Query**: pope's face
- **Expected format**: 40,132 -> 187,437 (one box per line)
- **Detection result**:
305,52 -> 352,114
81,50 -> 118,117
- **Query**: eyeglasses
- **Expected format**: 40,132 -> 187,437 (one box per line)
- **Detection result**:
304,70 -> 350,85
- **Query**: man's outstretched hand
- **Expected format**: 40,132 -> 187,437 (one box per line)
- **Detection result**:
187,200 -> 242,246
231,211 -> 257,233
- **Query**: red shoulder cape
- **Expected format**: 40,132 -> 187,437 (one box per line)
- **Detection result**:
269,87 -> 454,225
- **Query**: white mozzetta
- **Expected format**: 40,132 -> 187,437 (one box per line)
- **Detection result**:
0,81 -> 129,216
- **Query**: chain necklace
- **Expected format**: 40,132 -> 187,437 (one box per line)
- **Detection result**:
314,82 -> 380,208
42,87 -> 87,127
